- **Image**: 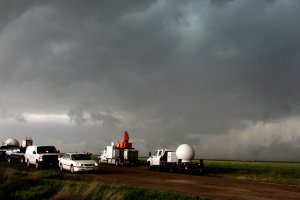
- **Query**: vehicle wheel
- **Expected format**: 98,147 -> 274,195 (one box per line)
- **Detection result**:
27,160 -> 30,167
20,157 -> 24,164
147,162 -> 152,170
169,167 -> 175,173
35,162 -> 39,169
7,157 -> 11,163
70,166 -> 74,174
60,164 -> 63,171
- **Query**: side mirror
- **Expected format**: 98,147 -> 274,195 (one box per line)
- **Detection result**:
33,151 -> 36,154
148,152 -> 151,157
57,150 -> 60,154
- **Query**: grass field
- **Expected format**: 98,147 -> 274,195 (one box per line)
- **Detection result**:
1,158 -> 299,199
0,165 -> 202,200
204,160 -> 300,185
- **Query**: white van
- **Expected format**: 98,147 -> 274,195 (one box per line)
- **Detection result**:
25,145 -> 59,168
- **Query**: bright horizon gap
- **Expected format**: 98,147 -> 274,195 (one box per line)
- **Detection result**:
24,113 -> 70,123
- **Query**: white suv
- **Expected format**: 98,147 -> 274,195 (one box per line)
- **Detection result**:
25,145 -> 59,169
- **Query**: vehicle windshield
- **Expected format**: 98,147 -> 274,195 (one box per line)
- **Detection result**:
71,154 -> 92,160
153,151 -> 159,156
37,146 -> 57,153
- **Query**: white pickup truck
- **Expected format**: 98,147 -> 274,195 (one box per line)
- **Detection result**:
147,144 -> 204,174
147,149 -> 176,168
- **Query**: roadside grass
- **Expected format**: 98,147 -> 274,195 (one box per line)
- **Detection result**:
0,167 -> 202,200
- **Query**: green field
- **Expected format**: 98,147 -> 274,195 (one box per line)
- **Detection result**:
204,160 -> 300,185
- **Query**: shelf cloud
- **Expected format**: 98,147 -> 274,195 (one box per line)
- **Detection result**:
0,0 -> 300,161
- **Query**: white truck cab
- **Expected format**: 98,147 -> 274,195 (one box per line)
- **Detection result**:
147,149 -> 176,169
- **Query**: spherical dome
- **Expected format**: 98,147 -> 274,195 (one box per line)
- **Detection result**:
176,144 -> 195,162
4,138 -> 20,147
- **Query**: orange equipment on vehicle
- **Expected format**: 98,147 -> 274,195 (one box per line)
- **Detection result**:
117,131 -> 132,149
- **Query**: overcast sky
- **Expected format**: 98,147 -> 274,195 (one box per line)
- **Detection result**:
1,0 -> 300,161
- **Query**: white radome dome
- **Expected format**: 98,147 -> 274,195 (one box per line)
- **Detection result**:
176,144 -> 195,162
4,138 -> 20,147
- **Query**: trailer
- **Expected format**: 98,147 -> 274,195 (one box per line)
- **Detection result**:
147,144 -> 204,174
99,131 -> 139,166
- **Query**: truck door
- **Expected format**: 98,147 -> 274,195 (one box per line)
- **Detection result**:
152,150 -> 163,166
31,147 -> 37,164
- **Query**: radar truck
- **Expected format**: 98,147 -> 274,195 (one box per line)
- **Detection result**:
1,137 -> 33,164
147,144 -> 204,174
7,137 -> 33,164
99,131 -> 139,166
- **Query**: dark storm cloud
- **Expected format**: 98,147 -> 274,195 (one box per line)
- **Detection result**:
0,0 -> 300,160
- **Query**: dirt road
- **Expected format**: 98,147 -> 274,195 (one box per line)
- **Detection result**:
70,165 -> 300,200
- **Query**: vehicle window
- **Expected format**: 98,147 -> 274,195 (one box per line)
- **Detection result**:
153,151 -> 158,156
158,151 -> 162,156
37,146 -> 57,154
71,154 -> 92,160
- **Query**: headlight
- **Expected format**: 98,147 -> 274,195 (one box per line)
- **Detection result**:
94,162 -> 98,167
38,156 -> 43,161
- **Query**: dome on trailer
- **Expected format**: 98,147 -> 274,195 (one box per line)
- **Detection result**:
176,144 -> 195,162
4,138 -> 20,147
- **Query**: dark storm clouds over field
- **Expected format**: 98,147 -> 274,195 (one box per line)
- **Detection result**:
0,0 -> 300,161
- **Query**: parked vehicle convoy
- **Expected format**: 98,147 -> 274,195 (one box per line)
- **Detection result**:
1,135 -> 205,177
99,131 -> 139,166
147,144 -> 204,174
59,153 -> 98,173
25,145 -> 59,169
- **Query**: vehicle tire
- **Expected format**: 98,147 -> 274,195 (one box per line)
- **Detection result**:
169,167 -> 175,173
70,165 -> 74,174
27,160 -> 30,167
147,162 -> 152,170
60,164 -> 63,171
35,162 -> 39,169
20,157 -> 24,164
7,157 -> 11,163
